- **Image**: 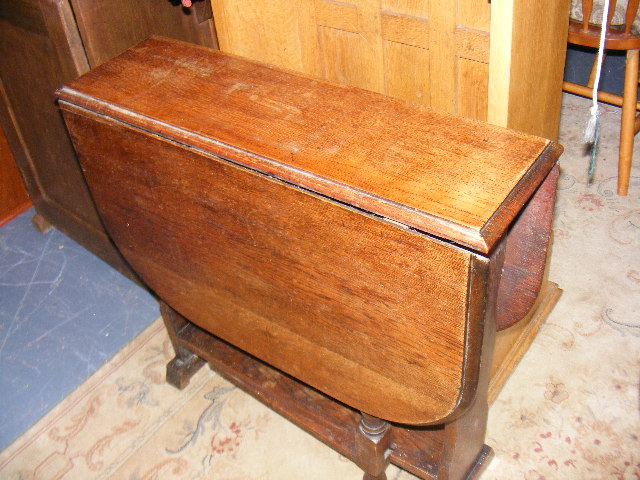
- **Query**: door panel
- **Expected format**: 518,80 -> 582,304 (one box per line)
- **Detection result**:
210,0 -> 491,120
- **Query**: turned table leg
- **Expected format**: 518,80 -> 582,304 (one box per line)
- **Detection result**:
160,301 -> 205,389
355,413 -> 391,480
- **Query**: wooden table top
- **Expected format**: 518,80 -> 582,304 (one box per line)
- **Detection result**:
58,36 -> 562,254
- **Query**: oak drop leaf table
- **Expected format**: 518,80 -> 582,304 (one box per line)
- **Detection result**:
57,36 -> 562,480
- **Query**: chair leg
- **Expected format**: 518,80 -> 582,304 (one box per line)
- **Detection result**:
618,49 -> 639,195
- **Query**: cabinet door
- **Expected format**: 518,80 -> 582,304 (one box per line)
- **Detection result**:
70,0 -> 218,67
0,0 -> 96,227
0,0 -> 219,279
211,0 -> 490,120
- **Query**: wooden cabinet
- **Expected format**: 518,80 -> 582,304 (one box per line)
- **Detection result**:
211,0 -> 570,140
0,123 -> 30,226
0,0 -> 217,278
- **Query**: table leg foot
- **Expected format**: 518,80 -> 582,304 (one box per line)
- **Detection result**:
166,352 -> 205,389
160,301 -> 206,389
31,212 -> 53,234
363,473 -> 387,480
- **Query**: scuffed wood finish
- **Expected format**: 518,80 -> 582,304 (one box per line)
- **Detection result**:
0,0 -> 132,276
58,37 -> 560,254
355,414 -> 391,479
160,302 -> 205,390
210,0 -> 488,116
438,246 -> 503,480
210,0 -> 568,139
152,229 -> 501,479
0,0 -> 91,221
57,37 -> 562,478
161,302 -> 495,480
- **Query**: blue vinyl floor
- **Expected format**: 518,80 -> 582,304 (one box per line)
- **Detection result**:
0,208 -> 158,450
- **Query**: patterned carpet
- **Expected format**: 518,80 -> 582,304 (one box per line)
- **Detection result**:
0,93 -> 638,479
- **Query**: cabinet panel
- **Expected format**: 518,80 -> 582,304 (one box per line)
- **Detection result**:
383,41 -> 430,104
0,120 -> 30,225
211,0 -> 483,115
0,0 -> 47,34
459,0 -> 491,31
210,0 -> 568,139
382,0 -> 428,17
0,0 -> 220,280
70,0 -> 217,67
320,26 -> 386,93
381,12 -> 429,49
212,0 -> 319,74
458,58 -> 489,121
320,27 -> 370,90
0,1 -> 97,225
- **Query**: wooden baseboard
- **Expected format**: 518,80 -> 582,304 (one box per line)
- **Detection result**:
0,200 -> 31,227
488,281 -> 562,404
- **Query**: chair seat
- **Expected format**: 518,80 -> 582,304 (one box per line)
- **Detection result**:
570,0 -> 640,36
568,20 -> 640,49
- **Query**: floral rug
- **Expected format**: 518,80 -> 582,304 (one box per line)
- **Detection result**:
483,94 -> 640,479
0,93 -> 638,479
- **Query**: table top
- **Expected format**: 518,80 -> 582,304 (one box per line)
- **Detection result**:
58,36 -> 562,254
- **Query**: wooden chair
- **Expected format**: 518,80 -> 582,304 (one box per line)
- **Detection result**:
564,0 -> 640,195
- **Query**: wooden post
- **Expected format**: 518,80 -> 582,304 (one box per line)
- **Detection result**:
159,301 -> 205,389
355,413 -> 391,480
439,242 -> 505,480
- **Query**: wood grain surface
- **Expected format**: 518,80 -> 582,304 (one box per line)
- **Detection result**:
210,0 -> 568,141
60,106 -> 483,424
209,0 -> 467,113
70,0 -> 218,67
495,166 -> 559,330
57,36 -> 562,425
58,36 -> 561,253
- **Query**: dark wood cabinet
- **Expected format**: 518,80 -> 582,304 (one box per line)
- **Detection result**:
0,123 -> 30,226
0,0 -> 217,278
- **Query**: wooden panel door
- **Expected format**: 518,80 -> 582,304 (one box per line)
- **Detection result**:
210,0 -> 569,138
211,0 -> 491,120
